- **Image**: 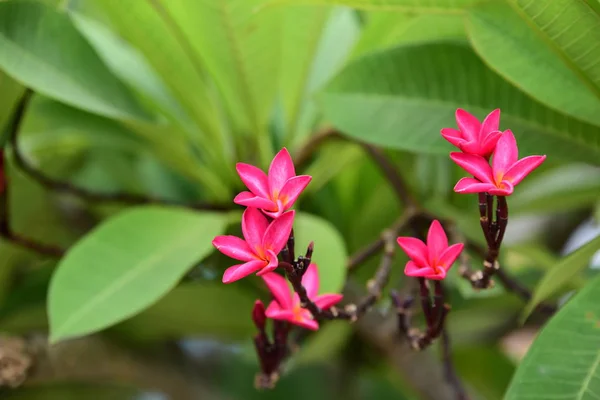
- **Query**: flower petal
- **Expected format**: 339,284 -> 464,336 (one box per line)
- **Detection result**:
222,259 -> 267,283
455,109 -> 481,142
404,260 -> 435,278
234,192 -> 277,211
265,305 -> 295,322
268,148 -> 295,195
423,269 -> 447,281
212,235 -> 256,261
488,181 -> 515,196
438,243 -> 464,270
293,310 -> 320,331
450,152 -> 494,183
314,293 -> 344,309
503,155 -> 546,186
256,250 -> 280,276
480,130 -> 503,157
440,128 -> 466,148
427,220 -> 448,263
241,207 -> 269,251
301,263 -> 320,299
262,272 -> 293,309
453,177 -> 497,194
263,210 -> 295,254
492,130 -> 518,175
279,175 -> 312,209
480,109 -> 500,138
396,237 -> 429,266
236,163 -> 269,198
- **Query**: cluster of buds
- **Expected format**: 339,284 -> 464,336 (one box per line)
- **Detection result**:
212,149 -> 344,387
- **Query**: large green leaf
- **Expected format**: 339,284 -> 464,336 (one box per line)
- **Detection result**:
466,2 -> 600,127
508,0 -> 600,100
0,70 -> 23,134
351,12 -> 465,59
506,274 -> 600,400
0,1 -> 151,121
161,0 -> 280,138
113,283 -> 256,341
267,0 -> 480,12
522,235 -> 600,320
48,206 -> 227,343
294,212 -> 347,293
320,42 -> 600,163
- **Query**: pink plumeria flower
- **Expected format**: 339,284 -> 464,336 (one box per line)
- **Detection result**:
450,130 -> 546,196
234,148 -> 312,218
212,208 -> 295,284
397,220 -> 464,280
262,264 -> 343,331
441,109 -> 504,158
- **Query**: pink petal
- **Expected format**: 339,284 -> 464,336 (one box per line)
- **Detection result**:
265,300 -> 284,315
480,130 -> 503,157
256,250 -> 280,276
503,155 -> 546,186
263,199 -> 284,219
241,208 -> 269,252
396,237 -> 429,266
438,243 -> 464,270
236,163 -> 270,198
480,109 -> 500,138
212,235 -> 257,261
301,263 -> 319,299
455,109 -> 481,142
427,220 -> 448,263
440,128 -> 466,148
234,192 -> 277,211
423,269 -> 447,281
450,152 -> 494,183
268,148 -> 296,195
492,130 -> 518,175
261,272 -> 293,309
453,177 -> 497,194
459,140 -> 484,155
488,180 -> 514,196
279,175 -> 312,209
265,305 -> 295,321
294,309 -> 319,330
262,210 -> 295,254
404,260 -> 435,278
314,293 -> 343,309
222,259 -> 267,283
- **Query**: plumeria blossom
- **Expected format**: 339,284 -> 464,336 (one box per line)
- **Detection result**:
441,108 -> 504,158
234,148 -> 312,218
212,207 -> 295,284
450,130 -> 546,196
397,220 -> 464,280
262,264 -> 343,330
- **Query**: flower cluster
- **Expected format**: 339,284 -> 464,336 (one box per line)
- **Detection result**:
212,148 -> 343,331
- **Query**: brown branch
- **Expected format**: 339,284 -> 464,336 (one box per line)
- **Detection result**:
441,329 -> 469,400
361,143 -> 419,210
10,90 -> 229,212
293,126 -> 341,169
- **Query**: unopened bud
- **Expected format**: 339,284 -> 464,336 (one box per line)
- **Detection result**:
252,300 -> 267,331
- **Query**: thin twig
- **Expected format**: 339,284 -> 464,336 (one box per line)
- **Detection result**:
441,329 -> 469,400
361,144 -> 419,210
10,90 -> 229,211
294,126 -> 342,169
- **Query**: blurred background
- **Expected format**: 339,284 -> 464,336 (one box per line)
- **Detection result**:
1,0 -> 600,399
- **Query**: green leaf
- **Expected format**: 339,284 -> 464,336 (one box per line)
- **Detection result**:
510,164 -> 600,215
0,1 -> 152,121
5,383 -> 152,400
294,212 -> 347,293
466,2 -> 600,126
0,70 -> 23,133
320,42 -> 600,163
266,0 -> 480,12
508,0 -> 600,100
292,320 -> 352,365
113,282 -> 256,341
506,274 -> 600,400
351,12 -> 465,59
48,206 -> 227,343
522,235 -> 600,320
